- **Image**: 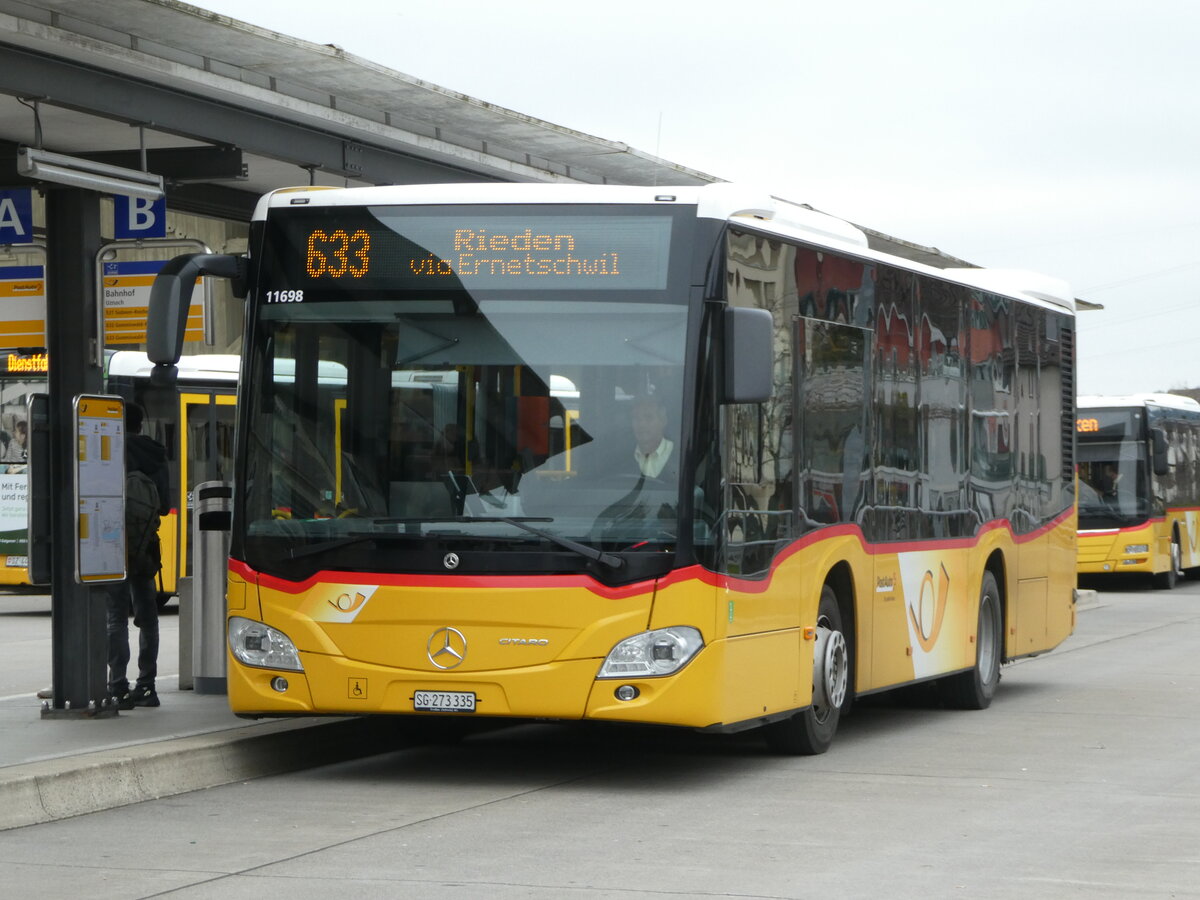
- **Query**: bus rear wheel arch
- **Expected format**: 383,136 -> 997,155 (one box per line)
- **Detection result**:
764,582 -> 850,755
938,569 -> 1002,710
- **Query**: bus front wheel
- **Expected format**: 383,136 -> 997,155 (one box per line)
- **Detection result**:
939,571 -> 1002,710
764,584 -> 848,755
1153,532 -> 1182,590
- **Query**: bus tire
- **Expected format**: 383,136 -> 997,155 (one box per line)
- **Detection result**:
1153,532 -> 1181,590
940,571 -> 1002,710
764,584 -> 848,755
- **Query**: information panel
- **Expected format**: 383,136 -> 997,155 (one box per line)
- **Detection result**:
74,394 -> 125,584
0,251 -> 46,349
101,259 -> 204,345
98,239 -> 211,349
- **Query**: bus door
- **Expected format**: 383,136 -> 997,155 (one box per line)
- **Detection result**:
178,391 -> 236,584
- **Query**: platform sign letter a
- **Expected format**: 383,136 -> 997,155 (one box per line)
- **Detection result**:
0,189 -> 33,244
114,195 -> 167,240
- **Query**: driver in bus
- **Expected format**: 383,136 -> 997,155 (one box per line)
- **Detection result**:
631,394 -> 676,482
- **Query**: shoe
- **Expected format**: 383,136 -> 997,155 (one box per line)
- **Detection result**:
126,685 -> 160,708
116,691 -> 136,710
36,687 -> 53,700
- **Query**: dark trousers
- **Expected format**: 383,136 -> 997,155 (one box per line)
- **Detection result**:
104,576 -> 159,695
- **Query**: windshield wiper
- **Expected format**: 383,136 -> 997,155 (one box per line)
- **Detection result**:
285,533 -> 399,561
284,519 -> 623,569
466,516 -> 624,569
443,473 -> 625,569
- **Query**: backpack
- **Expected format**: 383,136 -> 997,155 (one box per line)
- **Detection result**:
126,469 -> 162,577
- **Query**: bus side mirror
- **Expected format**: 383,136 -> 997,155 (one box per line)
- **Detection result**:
147,253 -> 246,372
1151,427 -> 1170,476
723,306 -> 773,404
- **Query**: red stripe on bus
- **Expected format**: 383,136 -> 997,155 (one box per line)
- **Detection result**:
228,507 -> 1075,599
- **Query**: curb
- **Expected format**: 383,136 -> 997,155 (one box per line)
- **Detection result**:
0,716 -> 408,831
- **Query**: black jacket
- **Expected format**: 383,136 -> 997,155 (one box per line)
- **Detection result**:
128,432 -> 170,516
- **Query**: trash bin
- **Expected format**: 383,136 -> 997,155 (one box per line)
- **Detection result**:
192,480 -> 232,694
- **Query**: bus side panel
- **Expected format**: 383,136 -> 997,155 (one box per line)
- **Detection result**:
1045,513 -> 1077,648
1013,523 -> 1048,656
651,533 -> 863,723
157,510 -> 180,595
585,628 -> 801,728
1180,509 -> 1200,570
868,542 -> 974,692
1012,516 -> 1075,656
649,558 -> 813,727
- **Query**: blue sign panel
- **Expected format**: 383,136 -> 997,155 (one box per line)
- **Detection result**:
0,189 -> 34,245
113,195 -> 167,240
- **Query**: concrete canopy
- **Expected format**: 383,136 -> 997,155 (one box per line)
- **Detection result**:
0,0 -> 716,213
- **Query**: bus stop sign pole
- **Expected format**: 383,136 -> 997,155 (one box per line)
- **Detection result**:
43,187 -> 111,718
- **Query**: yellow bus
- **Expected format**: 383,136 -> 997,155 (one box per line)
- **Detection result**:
148,183 -> 1078,754
105,351 -> 237,606
1076,393 -> 1200,589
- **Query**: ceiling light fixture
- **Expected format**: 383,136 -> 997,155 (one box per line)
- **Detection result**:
16,146 -> 164,200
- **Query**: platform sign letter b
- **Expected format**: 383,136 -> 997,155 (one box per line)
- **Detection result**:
114,195 -> 167,240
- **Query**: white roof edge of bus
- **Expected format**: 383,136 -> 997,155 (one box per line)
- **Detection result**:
1078,393 -> 1200,412
943,268 -> 1075,312
253,183 -> 715,219
694,184 -> 871,250
254,183 -> 867,246
107,350 -> 240,381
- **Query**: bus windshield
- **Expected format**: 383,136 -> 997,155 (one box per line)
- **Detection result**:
1076,407 -> 1148,527
241,204 -> 692,579
1077,444 -> 1148,526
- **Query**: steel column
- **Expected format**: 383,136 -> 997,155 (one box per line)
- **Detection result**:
44,187 -> 109,717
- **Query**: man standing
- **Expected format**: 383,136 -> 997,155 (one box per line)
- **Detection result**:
107,402 -> 170,709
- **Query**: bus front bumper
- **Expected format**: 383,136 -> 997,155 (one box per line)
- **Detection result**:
226,637 -> 754,731
1077,527 -> 1154,574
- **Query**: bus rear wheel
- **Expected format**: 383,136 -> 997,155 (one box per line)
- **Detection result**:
939,571 -> 1002,710
765,584 -> 848,755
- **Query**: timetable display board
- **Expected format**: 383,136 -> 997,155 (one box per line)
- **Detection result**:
74,394 -> 125,584
98,238 -> 211,348
0,257 -> 46,349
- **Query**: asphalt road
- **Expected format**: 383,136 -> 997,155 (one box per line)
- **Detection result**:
1,579 -> 1198,899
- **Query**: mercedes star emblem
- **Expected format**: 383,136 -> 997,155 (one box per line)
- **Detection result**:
427,626 -> 467,669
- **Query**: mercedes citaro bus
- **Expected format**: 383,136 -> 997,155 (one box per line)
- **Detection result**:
147,183 -> 1077,754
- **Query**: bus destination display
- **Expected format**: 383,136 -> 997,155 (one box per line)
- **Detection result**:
1075,410 -> 1138,439
272,209 -> 674,295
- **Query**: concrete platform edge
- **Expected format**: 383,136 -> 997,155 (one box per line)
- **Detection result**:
0,716 -> 399,831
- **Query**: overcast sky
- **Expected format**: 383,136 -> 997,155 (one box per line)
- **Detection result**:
189,0 -> 1200,397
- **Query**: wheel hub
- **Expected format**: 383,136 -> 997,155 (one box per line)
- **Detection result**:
813,623 -> 848,713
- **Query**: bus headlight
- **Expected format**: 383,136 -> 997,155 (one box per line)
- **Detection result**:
1124,544 -> 1149,554
597,626 -> 703,678
228,616 -> 304,672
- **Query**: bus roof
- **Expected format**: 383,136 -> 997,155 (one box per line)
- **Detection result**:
107,350 -> 240,383
255,182 -> 1075,314
1078,393 -> 1200,413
